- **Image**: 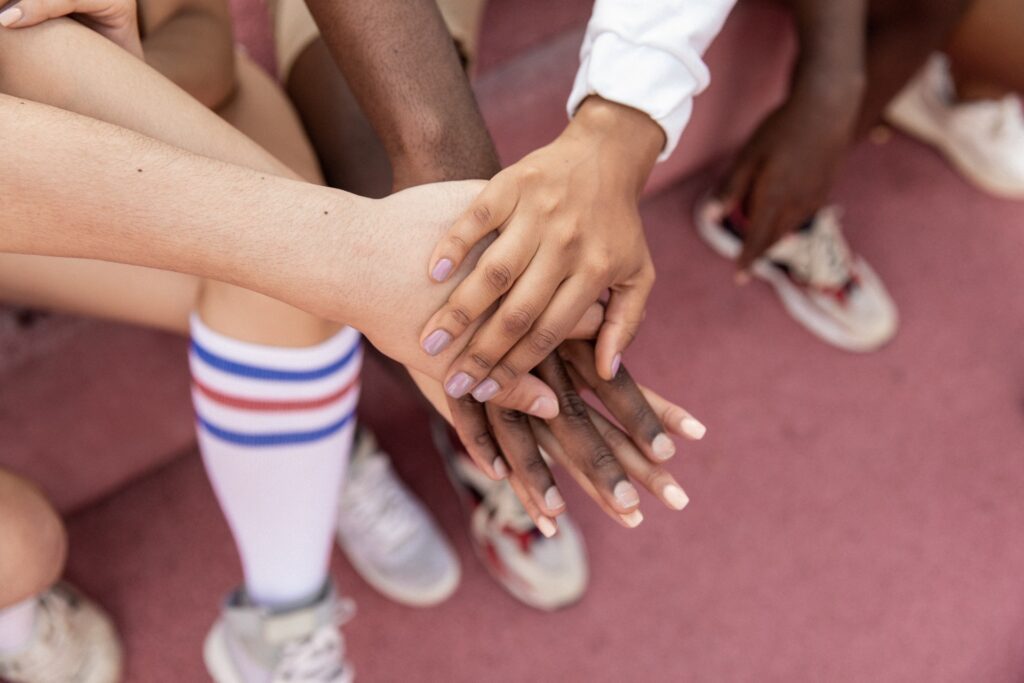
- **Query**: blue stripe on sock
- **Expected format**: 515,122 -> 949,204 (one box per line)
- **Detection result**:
190,338 -> 361,381
196,410 -> 356,446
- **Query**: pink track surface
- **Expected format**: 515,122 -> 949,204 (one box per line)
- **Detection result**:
65,132 -> 1024,681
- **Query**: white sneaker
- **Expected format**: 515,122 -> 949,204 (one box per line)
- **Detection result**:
336,429 -> 460,607
887,53 -> 1024,199
0,583 -> 123,683
695,198 -> 898,352
431,419 -> 588,611
204,585 -> 354,683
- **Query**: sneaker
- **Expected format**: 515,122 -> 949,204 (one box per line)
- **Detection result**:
0,583 -> 123,683
886,53 -> 1024,199
336,429 -> 460,607
695,198 -> 898,352
430,419 -> 588,611
204,584 -> 354,683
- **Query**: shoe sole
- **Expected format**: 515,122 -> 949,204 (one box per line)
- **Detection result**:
205,622 -> 356,683
336,532 -> 462,608
886,86 -> 1024,200
694,199 -> 897,353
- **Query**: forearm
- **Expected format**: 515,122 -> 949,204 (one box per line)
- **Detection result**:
787,0 -> 868,101
303,0 -> 500,185
142,6 -> 237,109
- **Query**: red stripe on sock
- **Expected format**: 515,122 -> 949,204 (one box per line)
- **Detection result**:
191,375 -> 359,411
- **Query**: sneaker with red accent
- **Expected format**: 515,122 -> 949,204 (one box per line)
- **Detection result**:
695,197 -> 898,352
430,419 -> 588,611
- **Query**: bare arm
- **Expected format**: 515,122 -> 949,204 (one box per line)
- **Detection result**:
303,0 -> 500,186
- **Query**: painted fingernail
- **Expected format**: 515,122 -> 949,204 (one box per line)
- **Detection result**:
613,480 -> 640,509
620,510 -> 644,528
471,378 -> 500,402
0,7 -> 23,27
681,416 -> 707,440
544,486 -> 565,511
492,457 -> 509,479
663,483 -> 690,511
610,353 -> 622,378
431,258 -> 454,282
536,516 -> 558,538
444,372 -> 474,398
652,433 -> 676,461
526,396 -> 558,419
421,329 -> 452,356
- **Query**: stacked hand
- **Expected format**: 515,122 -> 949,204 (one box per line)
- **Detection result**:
0,0 -> 142,58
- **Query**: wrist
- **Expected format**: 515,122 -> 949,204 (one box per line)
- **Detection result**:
568,96 -> 663,193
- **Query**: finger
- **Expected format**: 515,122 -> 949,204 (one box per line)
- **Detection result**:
638,385 -> 707,441
714,155 -> 758,212
505,471 -> 558,538
567,302 -> 604,340
485,402 -> 565,520
532,353 -> 639,518
446,394 -> 508,480
736,196 -> 781,273
428,172 -> 519,283
437,251 -> 566,397
594,268 -> 653,380
557,340 -> 676,463
586,407 -> 690,512
530,419 -> 643,529
474,372 -> 560,419
0,0 -> 75,26
420,224 -> 540,358
473,276 -> 600,405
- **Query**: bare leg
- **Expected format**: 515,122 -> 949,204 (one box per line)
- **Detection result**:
946,0 -> 1024,100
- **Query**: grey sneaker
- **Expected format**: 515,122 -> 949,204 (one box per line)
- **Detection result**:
0,583 -> 123,683
336,429 -> 460,607
204,585 -> 354,683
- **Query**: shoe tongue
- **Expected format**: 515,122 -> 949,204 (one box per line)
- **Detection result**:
767,210 -> 853,288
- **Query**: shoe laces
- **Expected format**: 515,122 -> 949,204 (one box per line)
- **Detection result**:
0,588 -> 84,681
276,600 -> 354,682
769,207 -> 854,288
342,451 -> 421,555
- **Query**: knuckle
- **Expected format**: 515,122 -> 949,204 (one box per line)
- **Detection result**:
446,234 -> 470,254
590,445 -> 619,472
447,305 -> 473,329
558,229 -> 582,252
501,308 -> 534,337
559,391 -> 590,422
493,358 -> 521,381
523,453 -> 550,477
497,408 -> 527,425
472,430 -> 494,447
517,164 -> 543,183
471,204 -> 493,228
468,351 -> 494,371
528,326 -> 559,356
484,260 -> 514,293
585,254 -> 613,280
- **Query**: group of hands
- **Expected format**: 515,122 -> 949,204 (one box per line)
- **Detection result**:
0,0 -> 860,533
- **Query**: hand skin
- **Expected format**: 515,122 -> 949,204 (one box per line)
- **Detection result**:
0,0 -> 143,56
422,95 -> 663,407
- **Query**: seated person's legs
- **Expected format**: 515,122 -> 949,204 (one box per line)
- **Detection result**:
0,469 -> 121,682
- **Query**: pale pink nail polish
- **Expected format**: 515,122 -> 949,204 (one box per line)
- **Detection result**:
610,353 -> 622,378
492,457 -> 509,479
421,329 -> 452,356
431,258 -> 454,282
652,433 -> 676,461
544,486 -> 565,511
444,372 -> 474,398
0,7 -> 23,27
471,378 -> 500,402
527,396 -> 558,419
613,480 -> 640,509
536,517 -> 558,538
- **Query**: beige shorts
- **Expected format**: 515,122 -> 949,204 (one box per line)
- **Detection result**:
269,0 -> 488,81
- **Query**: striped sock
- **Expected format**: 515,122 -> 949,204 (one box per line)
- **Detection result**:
189,314 -> 362,608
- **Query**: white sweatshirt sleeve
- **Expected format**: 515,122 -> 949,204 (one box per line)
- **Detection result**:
567,0 -> 737,161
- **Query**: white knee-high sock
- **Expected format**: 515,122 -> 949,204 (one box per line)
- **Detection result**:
189,314 -> 362,609
0,597 -> 37,654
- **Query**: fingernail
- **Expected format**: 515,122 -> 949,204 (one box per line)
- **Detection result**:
444,372 -> 474,398
613,480 -> 640,509
471,378 -> 500,402
536,516 -> 557,538
610,353 -> 622,378
527,396 -> 558,419
652,433 -> 676,461
620,510 -> 644,528
421,329 -> 452,356
663,483 -> 690,511
492,457 -> 509,479
0,7 -> 23,27
544,486 -> 565,511
431,258 -> 454,282
681,416 -> 707,440
734,270 -> 751,286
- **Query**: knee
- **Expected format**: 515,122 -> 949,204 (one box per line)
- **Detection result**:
0,474 -> 67,604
